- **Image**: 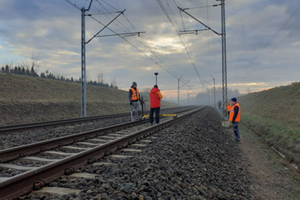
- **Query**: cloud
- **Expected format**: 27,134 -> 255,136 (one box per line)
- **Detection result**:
229,82 -> 267,87
0,0 -> 299,98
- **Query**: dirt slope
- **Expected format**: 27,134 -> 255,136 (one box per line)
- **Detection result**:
238,81 -> 300,166
0,73 -> 176,126
238,82 -> 300,128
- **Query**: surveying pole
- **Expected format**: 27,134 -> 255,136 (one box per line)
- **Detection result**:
154,72 -> 158,85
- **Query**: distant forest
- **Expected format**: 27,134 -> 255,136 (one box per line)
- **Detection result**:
0,65 -> 118,89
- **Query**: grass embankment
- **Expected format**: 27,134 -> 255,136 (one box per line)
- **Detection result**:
239,82 -> 300,165
242,113 -> 300,164
0,73 -> 176,126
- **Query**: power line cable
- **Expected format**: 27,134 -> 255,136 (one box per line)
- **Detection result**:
259,20 -> 300,62
184,5 -> 216,10
101,0 -> 119,11
166,0 -> 180,32
89,10 -> 182,80
97,0 -> 183,80
159,0 -> 204,87
173,0 -> 204,84
177,2 -> 204,87
95,0 -> 131,33
166,0 -> 199,69
157,0 -> 177,32
65,0 -> 187,82
166,0 -> 203,85
159,0 -> 198,84
119,3 -> 184,81
65,0 -> 81,11
247,2 -> 300,67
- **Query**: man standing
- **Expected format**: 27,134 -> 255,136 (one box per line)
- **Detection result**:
229,97 -> 241,142
129,82 -> 141,121
149,85 -> 163,124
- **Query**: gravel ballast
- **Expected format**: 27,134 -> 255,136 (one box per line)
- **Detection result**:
0,117 -> 129,150
0,109 -> 185,151
26,107 -> 251,200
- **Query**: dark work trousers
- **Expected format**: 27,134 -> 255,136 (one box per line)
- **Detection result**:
149,107 -> 160,124
232,122 -> 240,141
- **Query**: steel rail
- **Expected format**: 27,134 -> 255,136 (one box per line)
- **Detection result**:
0,106 -> 204,200
0,106 -> 197,134
0,120 -> 143,163
0,106 -> 198,162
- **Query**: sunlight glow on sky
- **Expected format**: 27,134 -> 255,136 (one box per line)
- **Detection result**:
0,0 -> 300,100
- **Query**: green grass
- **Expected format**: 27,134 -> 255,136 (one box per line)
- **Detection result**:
240,121 -> 300,200
0,73 -> 177,126
241,112 -> 300,159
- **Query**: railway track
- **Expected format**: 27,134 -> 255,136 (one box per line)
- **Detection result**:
0,106 -> 196,134
0,106 -> 197,151
0,106 -> 203,200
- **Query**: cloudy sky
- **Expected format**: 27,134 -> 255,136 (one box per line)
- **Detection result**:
0,0 -> 300,102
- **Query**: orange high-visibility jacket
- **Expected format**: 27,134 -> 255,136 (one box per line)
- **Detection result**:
229,102 -> 241,122
226,104 -> 231,111
130,88 -> 140,101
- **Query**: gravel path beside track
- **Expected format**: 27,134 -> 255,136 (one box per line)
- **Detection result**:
24,107 -> 251,200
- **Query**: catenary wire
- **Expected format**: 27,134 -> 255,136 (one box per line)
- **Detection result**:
158,0 -> 204,88
97,0 -> 185,81
96,0 -> 131,33
259,20 -> 300,62
246,2 -> 300,68
176,1 -> 204,87
65,0 -> 188,83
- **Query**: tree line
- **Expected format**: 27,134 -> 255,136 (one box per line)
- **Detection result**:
0,65 -> 118,89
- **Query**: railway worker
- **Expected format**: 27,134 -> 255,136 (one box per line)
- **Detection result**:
149,85 -> 163,124
226,101 -> 231,117
129,81 -> 142,121
225,101 -> 232,126
229,97 -> 241,142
